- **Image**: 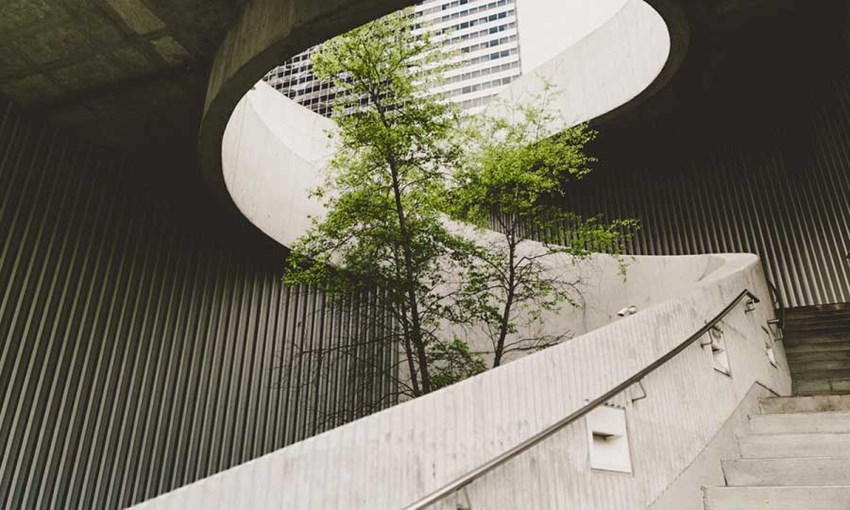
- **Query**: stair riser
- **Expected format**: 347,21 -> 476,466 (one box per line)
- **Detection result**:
740,433 -> 850,458
785,326 -> 850,335
786,344 -> 850,354
760,395 -> 850,414
723,458 -> 850,487
785,327 -> 850,336
784,336 -> 850,345
790,360 -> 850,372
704,486 -> 850,510
750,412 -> 850,434
790,368 -> 850,381
786,351 -> 850,362
795,379 -> 850,395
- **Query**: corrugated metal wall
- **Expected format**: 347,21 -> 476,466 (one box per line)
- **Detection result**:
563,67 -> 850,309
0,98 -> 394,509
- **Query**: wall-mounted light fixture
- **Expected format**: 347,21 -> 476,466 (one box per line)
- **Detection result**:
703,324 -> 732,375
588,405 -> 633,474
617,305 -> 638,317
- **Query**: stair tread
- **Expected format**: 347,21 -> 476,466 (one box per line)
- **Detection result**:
722,458 -> 850,487
739,432 -> 850,459
750,412 -> 850,434
704,485 -> 850,510
789,369 -> 850,380
785,344 -> 850,354
761,394 -> 850,414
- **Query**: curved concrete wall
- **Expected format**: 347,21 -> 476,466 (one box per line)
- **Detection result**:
200,0 -> 414,205
221,0 -> 676,252
132,250 -> 790,509
491,0 -> 670,127
134,2 -> 795,507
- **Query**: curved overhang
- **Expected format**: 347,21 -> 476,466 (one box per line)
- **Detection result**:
210,0 -> 689,246
493,0 -> 687,128
199,0 -> 416,206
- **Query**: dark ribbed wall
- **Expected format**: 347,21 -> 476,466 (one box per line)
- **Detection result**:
0,98 -> 394,509
567,65 -> 850,309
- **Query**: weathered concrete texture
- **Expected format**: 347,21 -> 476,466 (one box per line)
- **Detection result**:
492,0 -> 686,129
750,412 -> 850,434
199,0 -> 414,204
130,250 -> 789,509
723,457 -> 850,486
646,384 -> 775,510
705,394 -> 850,510
761,394 -> 850,414
704,486 -> 850,510
0,0 -> 241,147
219,0 -> 675,253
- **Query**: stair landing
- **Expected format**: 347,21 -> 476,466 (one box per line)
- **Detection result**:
783,304 -> 850,395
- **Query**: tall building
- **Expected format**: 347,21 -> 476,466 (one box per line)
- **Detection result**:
263,0 -> 523,115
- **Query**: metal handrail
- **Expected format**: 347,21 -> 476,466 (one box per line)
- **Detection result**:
402,289 -> 760,510
767,280 -> 785,331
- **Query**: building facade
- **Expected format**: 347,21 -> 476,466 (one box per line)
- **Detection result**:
263,0 -> 522,115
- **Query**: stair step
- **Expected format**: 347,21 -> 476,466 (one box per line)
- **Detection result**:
790,360 -> 850,372
703,486 -> 850,509
786,313 -> 850,321
786,322 -> 850,329
786,350 -> 850,362
795,379 -> 850,395
750,412 -> 850,434
722,457 -> 850,486
787,316 -> 850,323
785,344 -> 850,355
785,304 -> 850,317
786,321 -> 850,328
761,394 -> 850,414
784,334 -> 850,345
790,368 -> 850,381
739,433 -> 850,458
785,327 -> 850,336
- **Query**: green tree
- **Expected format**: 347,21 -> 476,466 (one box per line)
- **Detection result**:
448,88 -> 638,367
284,10 -> 479,399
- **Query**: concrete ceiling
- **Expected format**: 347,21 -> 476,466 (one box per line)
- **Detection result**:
0,0 -> 244,149
1,0 -> 847,157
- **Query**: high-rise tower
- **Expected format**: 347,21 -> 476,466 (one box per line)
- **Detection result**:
264,0 -> 522,116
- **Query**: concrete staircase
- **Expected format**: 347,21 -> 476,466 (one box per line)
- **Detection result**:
704,394 -> 850,509
703,303 -> 850,510
784,305 -> 850,395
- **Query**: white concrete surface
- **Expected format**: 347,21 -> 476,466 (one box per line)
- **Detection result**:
761,394 -> 850,414
493,0 -> 670,127
704,395 -> 850,509
739,433 -> 850,459
723,457 -> 850,487
750,411 -> 850,434
646,383 -> 773,510
704,486 -> 850,510
175,4 -> 796,509
131,248 -> 791,509
181,2 -> 794,508
516,0 -> 627,74
222,0 -> 670,253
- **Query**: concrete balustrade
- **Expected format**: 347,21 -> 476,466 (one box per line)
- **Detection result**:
132,251 -> 790,509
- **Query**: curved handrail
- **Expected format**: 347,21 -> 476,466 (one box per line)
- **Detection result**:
402,288 -> 760,510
